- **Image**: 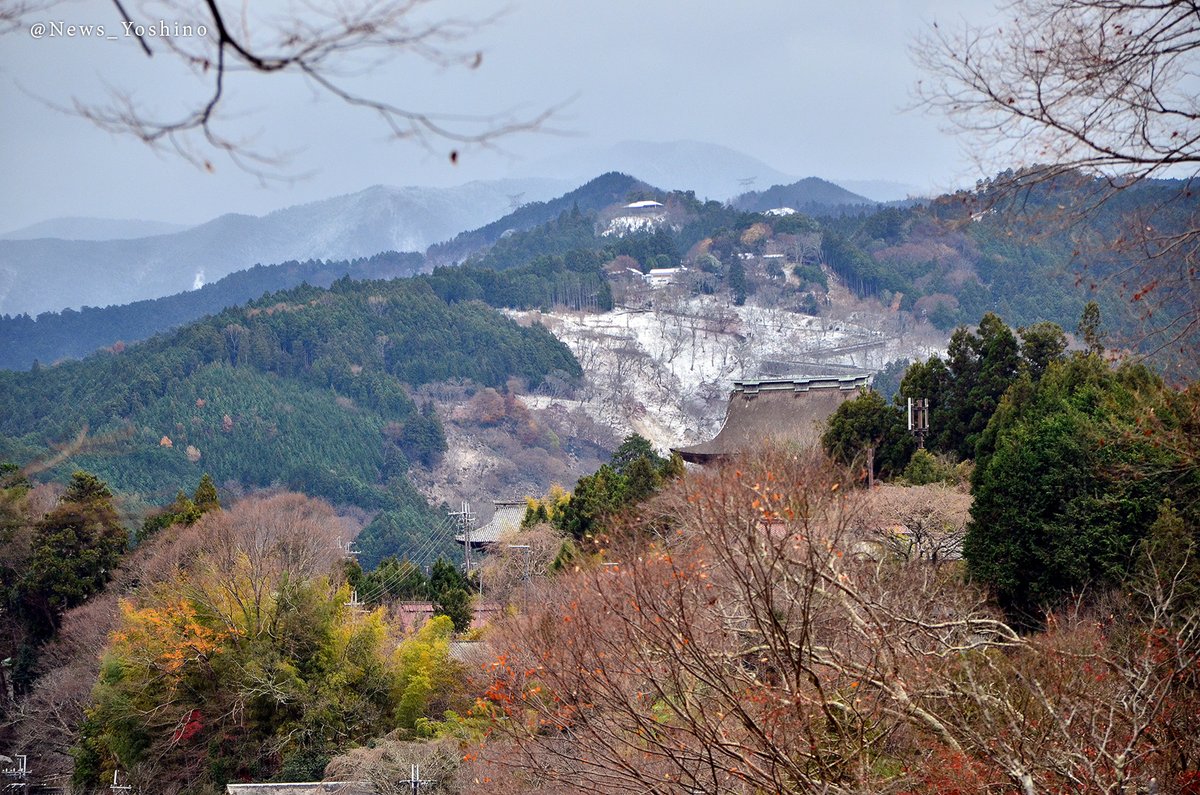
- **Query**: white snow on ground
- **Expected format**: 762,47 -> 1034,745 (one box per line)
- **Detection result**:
510,293 -> 946,454
601,213 -> 667,236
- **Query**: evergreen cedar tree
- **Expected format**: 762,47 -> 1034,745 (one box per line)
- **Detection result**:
821,389 -> 914,481
825,308 -> 1197,625
824,311 -> 1052,475
429,557 -> 474,632
342,552 -> 472,629
20,471 -> 126,638
965,352 -> 1196,624
546,433 -> 683,544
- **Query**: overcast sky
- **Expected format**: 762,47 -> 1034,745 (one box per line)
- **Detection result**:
0,0 -> 1001,232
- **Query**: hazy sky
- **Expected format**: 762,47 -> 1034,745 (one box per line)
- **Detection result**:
0,0 -> 1001,231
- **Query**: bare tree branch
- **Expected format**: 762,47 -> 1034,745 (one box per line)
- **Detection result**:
914,0 -> 1200,360
7,0 -> 555,175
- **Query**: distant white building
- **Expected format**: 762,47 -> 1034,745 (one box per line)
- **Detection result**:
625,200 -> 664,210
764,207 -> 797,216
645,267 -> 683,287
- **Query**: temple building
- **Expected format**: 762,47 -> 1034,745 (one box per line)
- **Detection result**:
674,374 -> 869,464
455,499 -> 527,552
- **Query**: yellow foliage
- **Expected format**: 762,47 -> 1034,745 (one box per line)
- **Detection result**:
110,597 -> 234,680
525,483 -> 571,525
740,222 -> 770,246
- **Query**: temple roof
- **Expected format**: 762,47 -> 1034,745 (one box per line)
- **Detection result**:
674,374 -> 869,464
456,500 -> 526,547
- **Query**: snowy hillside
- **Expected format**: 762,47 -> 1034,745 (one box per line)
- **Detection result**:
512,295 -> 946,453
405,290 -> 945,513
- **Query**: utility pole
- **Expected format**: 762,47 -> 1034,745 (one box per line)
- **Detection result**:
2,755 -> 27,791
907,397 -> 929,449
448,501 -> 475,579
404,763 -> 436,794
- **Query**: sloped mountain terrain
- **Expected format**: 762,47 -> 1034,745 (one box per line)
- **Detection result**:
0,178 -> 567,315
730,176 -> 875,214
0,217 -> 188,241
0,276 -> 580,565
0,174 -> 648,369
522,139 -> 797,200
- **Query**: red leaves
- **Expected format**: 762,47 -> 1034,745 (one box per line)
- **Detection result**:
1132,279 -> 1159,302
171,709 -> 204,743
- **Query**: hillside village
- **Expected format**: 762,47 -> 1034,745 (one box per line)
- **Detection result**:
3,0 -> 1200,785
2,159 -> 1198,793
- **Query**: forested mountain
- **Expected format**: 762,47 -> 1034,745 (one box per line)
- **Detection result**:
5,168 -> 1191,378
425,172 -> 653,265
730,176 -> 875,213
0,277 -> 580,564
0,175 -> 667,370
0,174 -> 651,370
0,252 -> 424,370
816,173 -> 1198,353
0,178 -> 567,316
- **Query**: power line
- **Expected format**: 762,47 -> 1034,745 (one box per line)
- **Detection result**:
352,515 -> 460,604
447,501 -> 476,577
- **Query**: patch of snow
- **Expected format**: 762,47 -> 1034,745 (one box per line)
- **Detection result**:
601,213 -> 667,237
509,296 -> 946,454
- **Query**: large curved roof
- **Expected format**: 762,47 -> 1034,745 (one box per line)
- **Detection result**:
674,375 -> 869,464
456,500 -> 527,547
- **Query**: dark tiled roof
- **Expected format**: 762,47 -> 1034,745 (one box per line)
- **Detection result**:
456,500 -> 526,546
674,375 -> 869,464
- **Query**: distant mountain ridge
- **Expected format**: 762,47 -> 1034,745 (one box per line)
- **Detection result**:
0,252 -> 425,370
0,177 -> 568,316
0,217 -> 189,241
0,174 -> 656,370
730,177 -> 875,214
522,140 -> 796,201
426,172 -> 654,265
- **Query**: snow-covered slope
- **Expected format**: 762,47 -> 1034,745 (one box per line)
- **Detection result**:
510,295 -> 946,454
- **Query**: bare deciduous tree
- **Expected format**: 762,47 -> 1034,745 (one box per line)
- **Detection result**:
473,451 -> 1018,794
478,522 -> 564,609
914,0 -> 1200,356
472,449 -> 1200,794
4,0 -> 552,173
854,482 -> 971,562
183,492 -> 347,638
